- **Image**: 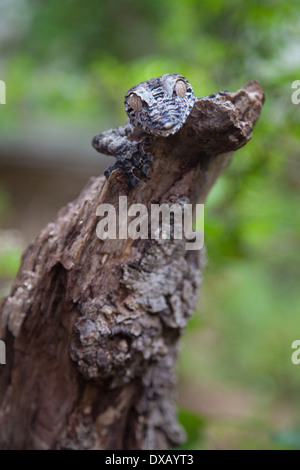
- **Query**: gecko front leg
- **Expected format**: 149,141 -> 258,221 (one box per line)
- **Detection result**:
92,124 -> 153,187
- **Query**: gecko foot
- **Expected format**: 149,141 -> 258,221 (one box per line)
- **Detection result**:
104,143 -> 153,187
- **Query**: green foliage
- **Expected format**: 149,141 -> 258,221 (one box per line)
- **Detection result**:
272,429 -> 300,450
176,407 -> 206,450
0,0 -> 299,449
0,186 -> 22,295
0,249 -> 22,278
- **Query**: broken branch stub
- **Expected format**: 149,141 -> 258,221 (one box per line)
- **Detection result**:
0,81 -> 264,449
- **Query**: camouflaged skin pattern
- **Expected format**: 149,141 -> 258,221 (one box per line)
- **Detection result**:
92,73 -> 196,187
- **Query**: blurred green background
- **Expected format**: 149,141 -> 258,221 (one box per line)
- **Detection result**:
0,0 -> 299,450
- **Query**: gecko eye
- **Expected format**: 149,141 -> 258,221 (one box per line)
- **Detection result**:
174,80 -> 187,98
129,93 -> 143,112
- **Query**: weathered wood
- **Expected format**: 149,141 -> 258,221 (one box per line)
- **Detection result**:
0,81 -> 264,449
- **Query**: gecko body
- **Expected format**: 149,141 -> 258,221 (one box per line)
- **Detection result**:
92,73 -> 196,187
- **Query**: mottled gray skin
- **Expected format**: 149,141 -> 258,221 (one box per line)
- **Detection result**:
92,73 -> 196,187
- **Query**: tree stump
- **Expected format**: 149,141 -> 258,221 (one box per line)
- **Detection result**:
0,81 -> 264,449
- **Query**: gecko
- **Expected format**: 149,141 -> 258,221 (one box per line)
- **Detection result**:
92,73 -> 196,187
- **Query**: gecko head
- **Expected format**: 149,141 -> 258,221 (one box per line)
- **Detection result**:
124,73 -> 196,137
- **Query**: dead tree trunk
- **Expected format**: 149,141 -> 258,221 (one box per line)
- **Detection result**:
0,82 -> 264,450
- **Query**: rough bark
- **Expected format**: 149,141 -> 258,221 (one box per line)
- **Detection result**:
0,81 -> 264,450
